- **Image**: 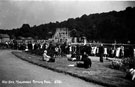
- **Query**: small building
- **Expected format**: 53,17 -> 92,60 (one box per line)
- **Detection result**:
52,28 -> 72,44
0,34 -> 10,43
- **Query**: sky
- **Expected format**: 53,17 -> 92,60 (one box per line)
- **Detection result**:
0,0 -> 135,29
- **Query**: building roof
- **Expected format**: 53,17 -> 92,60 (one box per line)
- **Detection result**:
0,34 -> 10,38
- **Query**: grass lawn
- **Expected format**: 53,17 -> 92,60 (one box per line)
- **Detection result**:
12,51 -> 135,87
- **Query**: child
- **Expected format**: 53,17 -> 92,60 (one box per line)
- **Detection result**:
43,50 -> 51,61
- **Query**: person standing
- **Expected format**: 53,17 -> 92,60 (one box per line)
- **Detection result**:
116,47 -> 121,58
104,47 -> 108,60
99,44 -> 104,62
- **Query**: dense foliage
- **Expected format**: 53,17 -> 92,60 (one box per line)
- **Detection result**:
111,57 -> 135,71
0,7 -> 135,43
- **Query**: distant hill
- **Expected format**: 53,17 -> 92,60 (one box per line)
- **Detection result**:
0,7 -> 135,43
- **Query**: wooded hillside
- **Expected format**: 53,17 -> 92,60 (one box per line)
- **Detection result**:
0,7 -> 135,43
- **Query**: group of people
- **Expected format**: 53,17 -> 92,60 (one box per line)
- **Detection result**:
1,40 -> 135,68
3,40 -> 135,59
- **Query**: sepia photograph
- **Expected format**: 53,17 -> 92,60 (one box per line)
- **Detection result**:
0,0 -> 135,87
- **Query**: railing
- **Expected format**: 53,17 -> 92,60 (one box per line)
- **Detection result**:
70,42 -> 135,47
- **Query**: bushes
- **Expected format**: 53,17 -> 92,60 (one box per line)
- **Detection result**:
111,59 -> 123,70
111,58 -> 135,71
122,58 -> 135,69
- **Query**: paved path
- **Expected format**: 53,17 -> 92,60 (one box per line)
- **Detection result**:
0,50 -> 104,87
